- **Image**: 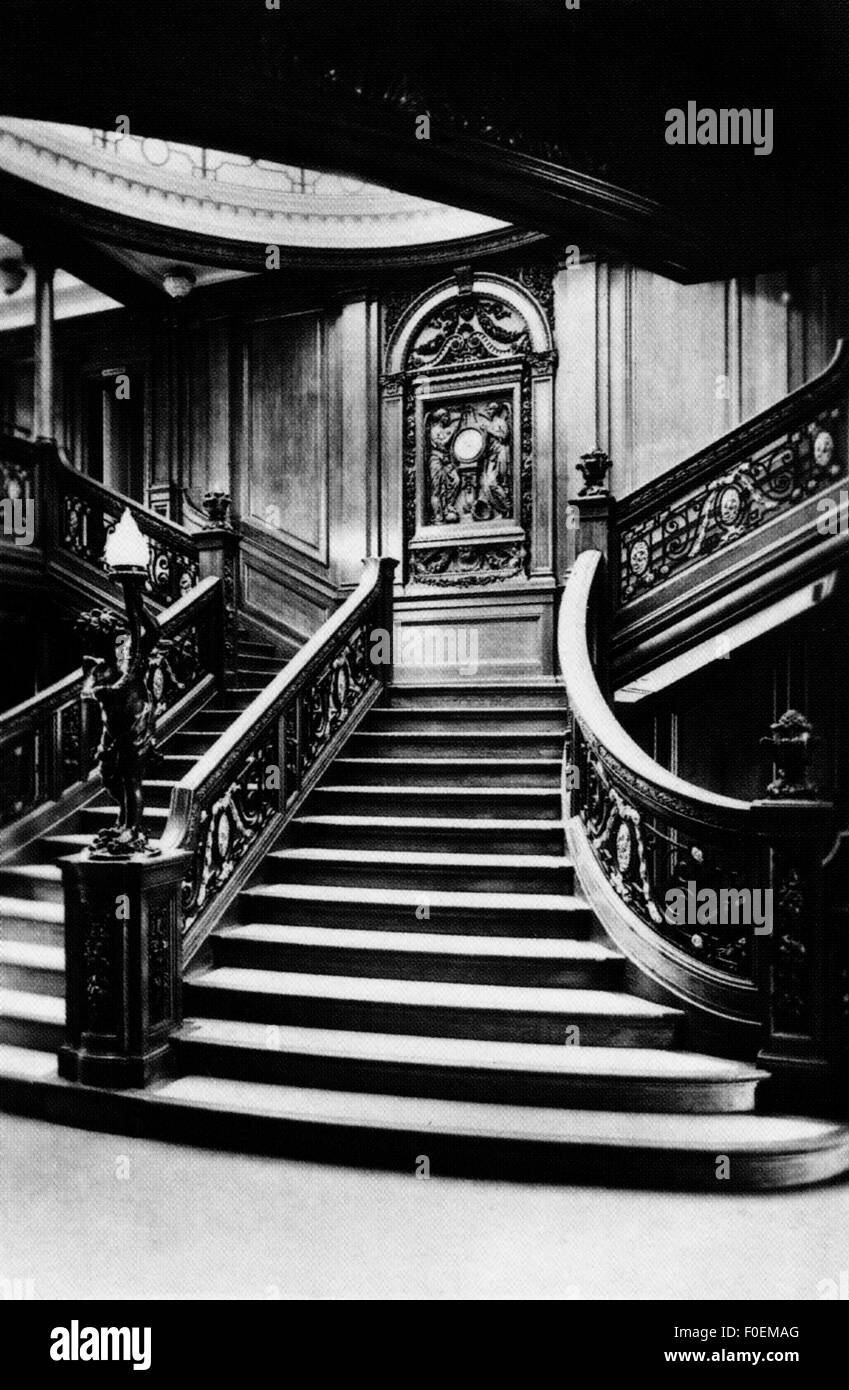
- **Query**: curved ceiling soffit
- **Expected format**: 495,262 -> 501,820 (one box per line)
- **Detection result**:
385,272 -> 553,376
0,120 -> 512,259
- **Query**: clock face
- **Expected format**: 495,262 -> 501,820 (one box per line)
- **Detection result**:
453,425 -> 485,463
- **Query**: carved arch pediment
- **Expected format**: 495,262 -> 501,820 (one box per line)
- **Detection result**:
383,271 -> 554,587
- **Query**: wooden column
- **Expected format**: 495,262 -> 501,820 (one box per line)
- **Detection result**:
32,262 -> 55,442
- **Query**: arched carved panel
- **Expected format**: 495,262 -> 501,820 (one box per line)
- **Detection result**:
382,271 -> 554,588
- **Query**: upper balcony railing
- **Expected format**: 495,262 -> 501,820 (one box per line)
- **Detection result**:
599,340 -> 849,682
1,433 -> 202,608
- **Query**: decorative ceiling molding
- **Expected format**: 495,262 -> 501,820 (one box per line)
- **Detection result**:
0,120 -> 507,251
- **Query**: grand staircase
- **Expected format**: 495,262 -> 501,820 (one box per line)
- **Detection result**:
158,681 -> 848,1187
2,675 -> 848,1187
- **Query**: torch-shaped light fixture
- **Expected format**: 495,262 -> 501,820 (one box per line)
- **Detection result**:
104,508 -> 150,574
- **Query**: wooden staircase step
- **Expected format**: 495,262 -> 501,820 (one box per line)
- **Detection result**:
263,847 -> 573,893
148,1076 -> 849,1188
0,894 -> 64,945
306,785 -> 562,819
185,968 -> 682,1045
2,1047 -> 844,1188
384,682 -> 565,709
0,940 -> 64,995
38,833 -> 97,856
331,757 -> 561,787
367,706 -> 568,734
214,922 -> 622,987
0,863 -> 63,904
79,804 -> 169,828
291,814 -> 565,855
239,881 -> 592,936
349,730 -> 564,758
174,1016 -> 764,1113
0,989 -> 64,1050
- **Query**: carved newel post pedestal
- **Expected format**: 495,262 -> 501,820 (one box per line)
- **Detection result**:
753,710 -> 838,1092
58,849 -> 190,1087
570,448 -> 614,557
59,509 -> 189,1087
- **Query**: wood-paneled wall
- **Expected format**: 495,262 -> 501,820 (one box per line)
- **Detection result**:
554,256 -> 849,520
1,247 -> 847,655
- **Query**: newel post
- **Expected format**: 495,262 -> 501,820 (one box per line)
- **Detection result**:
570,449 -> 615,562
58,850 -> 191,1087
753,711 -> 840,1090
376,555 -> 398,688
195,491 -> 240,685
568,451 -> 615,697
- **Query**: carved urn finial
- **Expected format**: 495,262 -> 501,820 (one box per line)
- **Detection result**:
202,490 -> 232,529
761,709 -> 818,798
576,448 -> 611,497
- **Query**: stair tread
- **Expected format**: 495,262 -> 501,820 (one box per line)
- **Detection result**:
189,967 -> 682,1017
375,706 -> 568,715
317,785 -> 558,797
0,864 -> 62,882
242,883 -> 583,911
386,681 -> 564,692
335,757 -> 561,767
357,730 -> 558,738
295,815 -> 564,832
269,848 -> 569,871
40,833 -> 96,848
0,1044 -> 842,1162
176,1016 -> 763,1080
0,896 -> 64,922
218,922 -> 616,959
0,988 -> 64,1022
148,1075 -> 849,1155
0,1044 -> 59,1079
0,940 -> 63,969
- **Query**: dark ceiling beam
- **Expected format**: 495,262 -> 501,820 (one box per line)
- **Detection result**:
0,172 -> 168,311
0,0 -> 846,282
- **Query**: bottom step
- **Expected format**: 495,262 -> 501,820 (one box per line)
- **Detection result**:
0,1046 -> 847,1190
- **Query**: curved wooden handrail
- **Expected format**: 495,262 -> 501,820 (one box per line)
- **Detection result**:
55,453 -> 198,557
0,668 -> 84,741
160,555 -> 396,958
562,549 -> 751,833
560,547 -> 835,1039
166,558 -> 388,814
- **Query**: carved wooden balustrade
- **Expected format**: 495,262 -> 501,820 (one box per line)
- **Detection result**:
561,549 -> 845,1087
606,340 -> 849,683
0,574 -> 224,855
0,432 -> 206,609
55,459 -> 201,607
0,669 -> 99,836
161,555 -> 397,963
